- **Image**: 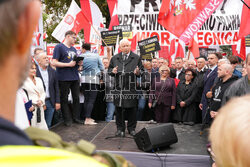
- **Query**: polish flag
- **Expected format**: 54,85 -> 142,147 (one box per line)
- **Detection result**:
232,38 -> 246,61
188,37 -> 199,60
176,42 -> 185,58
169,39 -> 176,56
238,0 -> 250,39
52,0 -> 87,42
130,33 -> 137,52
108,3 -> 120,30
80,0 -> 104,43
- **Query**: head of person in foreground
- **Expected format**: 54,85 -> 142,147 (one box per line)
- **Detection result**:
209,95 -> 250,167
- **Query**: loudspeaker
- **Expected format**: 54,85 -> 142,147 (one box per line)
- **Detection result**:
134,123 -> 178,152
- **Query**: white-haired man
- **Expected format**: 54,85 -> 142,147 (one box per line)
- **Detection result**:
108,39 -> 144,137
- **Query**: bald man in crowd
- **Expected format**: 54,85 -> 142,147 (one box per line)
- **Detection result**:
210,63 -> 238,118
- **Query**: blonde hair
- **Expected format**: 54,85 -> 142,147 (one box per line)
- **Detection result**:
209,95 -> 250,167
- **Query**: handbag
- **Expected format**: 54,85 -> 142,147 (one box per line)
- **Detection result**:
37,107 -> 41,123
151,80 -> 167,108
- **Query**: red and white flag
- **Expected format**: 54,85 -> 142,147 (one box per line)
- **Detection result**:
188,37 -> 199,60
158,0 -> 223,44
52,0 -> 86,42
176,41 -> 185,58
238,0 -> 250,39
80,0 -> 104,43
108,2 -> 120,30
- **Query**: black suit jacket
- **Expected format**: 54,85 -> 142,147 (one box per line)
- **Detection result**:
108,52 -> 144,108
36,65 -> 60,106
201,66 -> 218,110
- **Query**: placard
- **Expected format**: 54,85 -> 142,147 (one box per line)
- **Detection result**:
101,30 -> 123,46
113,25 -> 132,39
138,36 -> 161,55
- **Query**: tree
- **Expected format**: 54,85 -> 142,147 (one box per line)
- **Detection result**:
42,0 -> 110,43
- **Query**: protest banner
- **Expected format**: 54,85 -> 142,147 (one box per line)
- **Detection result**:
113,25 -> 132,39
101,29 -> 123,46
138,36 -> 161,55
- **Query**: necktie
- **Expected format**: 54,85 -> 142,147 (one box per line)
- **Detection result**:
123,54 -> 127,61
207,69 -> 212,77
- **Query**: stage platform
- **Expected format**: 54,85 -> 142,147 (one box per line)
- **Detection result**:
51,121 -> 212,167
51,121 -> 209,155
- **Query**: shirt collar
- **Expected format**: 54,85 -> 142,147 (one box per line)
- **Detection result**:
210,65 -> 217,71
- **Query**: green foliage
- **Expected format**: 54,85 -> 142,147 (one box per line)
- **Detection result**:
219,45 -> 232,56
42,0 -> 110,43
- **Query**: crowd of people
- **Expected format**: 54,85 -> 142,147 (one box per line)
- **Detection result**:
15,30 -> 250,139
0,0 -> 249,166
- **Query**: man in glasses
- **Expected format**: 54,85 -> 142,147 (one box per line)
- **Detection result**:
52,31 -> 83,126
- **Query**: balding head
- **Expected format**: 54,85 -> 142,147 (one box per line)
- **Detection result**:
218,63 -> 233,81
197,57 -> 206,70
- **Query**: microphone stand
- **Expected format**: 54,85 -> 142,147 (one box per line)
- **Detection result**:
105,56 -> 133,150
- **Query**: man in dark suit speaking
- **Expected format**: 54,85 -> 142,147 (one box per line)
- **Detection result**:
108,39 -> 144,137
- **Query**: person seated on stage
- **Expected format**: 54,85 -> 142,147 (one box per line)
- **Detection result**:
209,95 -> 250,167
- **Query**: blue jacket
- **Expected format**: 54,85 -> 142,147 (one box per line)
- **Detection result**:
81,51 -> 104,77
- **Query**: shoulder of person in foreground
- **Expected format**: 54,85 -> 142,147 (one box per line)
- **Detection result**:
24,127 -> 135,167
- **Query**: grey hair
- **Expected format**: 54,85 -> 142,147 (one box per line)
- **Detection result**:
119,38 -> 131,46
218,58 -> 230,64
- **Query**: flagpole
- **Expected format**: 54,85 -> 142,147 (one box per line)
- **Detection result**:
241,0 -> 250,9
82,12 -> 108,47
188,50 -> 191,60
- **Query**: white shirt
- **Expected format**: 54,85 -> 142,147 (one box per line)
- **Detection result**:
38,65 -> 50,98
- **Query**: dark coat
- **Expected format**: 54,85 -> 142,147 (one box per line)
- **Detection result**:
36,65 -> 60,106
201,67 -> 218,109
222,75 -> 250,105
177,68 -> 186,82
108,52 -> 144,108
194,68 -> 207,103
149,77 -> 176,106
173,80 -> 198,122
0,117 -> 33,145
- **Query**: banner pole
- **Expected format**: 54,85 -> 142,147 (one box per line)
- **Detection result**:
82,13 -> 108,47
241,0 -> 250,9
188,49 -> 191,60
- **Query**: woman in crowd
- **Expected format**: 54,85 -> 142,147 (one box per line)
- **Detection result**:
173,69 -> 197,125
148,65 -> 176,123
22,62 -> 48,130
